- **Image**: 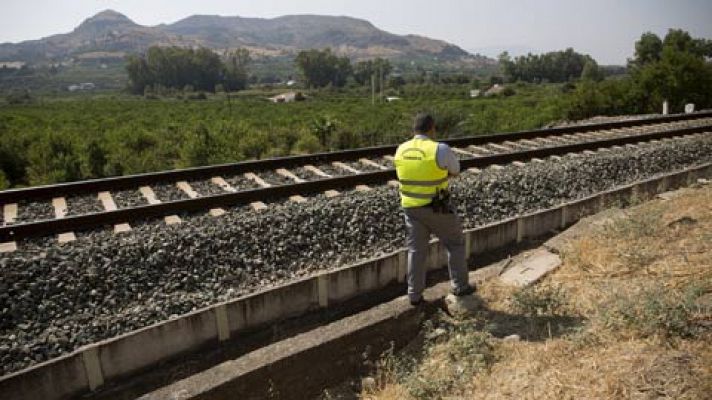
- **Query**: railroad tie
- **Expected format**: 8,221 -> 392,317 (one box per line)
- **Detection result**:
334,162 -> 372,192
487,143 -> 512,152
211,177 -> 236,192
1,204 -> 18,252
177,181 -> 226,217
244,173 -> 272,188
3,203 -> 17,225
468,145 -> 493,154
97,192 -> 131,233
176,181 -> 199,198
0,241 -> 17,253
276,168 -> 306,183
534,137 -> 558,146
139,186 -> 182,225
52,197 -> 76,243
332,162 -> 361,174
512,161 -> 527,167
212,176 -> 267,211
516,139 -> 539,148
359,158 -> 388,170
275,169 -> 308,203
241,174 -> 273,209
304,165 -> 343,197
467,167 -> 481,174
303,165 -> 332,178
451,147 -> 475,157
582,131 -> 600,139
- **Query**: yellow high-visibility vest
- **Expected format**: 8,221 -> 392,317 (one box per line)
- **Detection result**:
394,137 -> 448,208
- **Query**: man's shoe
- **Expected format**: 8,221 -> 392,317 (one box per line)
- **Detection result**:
452,285 -> 475,297
410,297 -> 425,306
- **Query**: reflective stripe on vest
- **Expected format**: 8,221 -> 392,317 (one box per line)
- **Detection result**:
394,137 -> 448,208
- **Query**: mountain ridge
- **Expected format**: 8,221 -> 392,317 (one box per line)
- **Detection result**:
0,9 -> 493,65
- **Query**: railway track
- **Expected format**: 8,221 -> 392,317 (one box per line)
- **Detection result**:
1,124 -> 711,381
1,111 -> 711,247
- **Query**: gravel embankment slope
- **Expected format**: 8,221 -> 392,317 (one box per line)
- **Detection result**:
1,134 -> 711,375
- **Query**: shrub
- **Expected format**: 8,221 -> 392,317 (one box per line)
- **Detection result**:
600,283 -> 708,338
5,90 -> 33,105
371,318 -> 494,399
293,132 -> 322,154
511,284 -> 568,316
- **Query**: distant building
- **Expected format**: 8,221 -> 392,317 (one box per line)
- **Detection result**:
469,89 -> 481,98
0,61 -> 25,69
386,96 -> 401,102
68,82 -> 96,92
485,84 -> 505,97
269,91 -> 305,103
286,80 -> 297,87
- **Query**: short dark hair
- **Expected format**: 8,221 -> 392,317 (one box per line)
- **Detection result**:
413,113 -> 434,134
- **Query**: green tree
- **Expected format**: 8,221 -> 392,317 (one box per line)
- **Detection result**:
223,49 -> 251,92
663,29 -> 696,53
633,43 -> 712,112
570,29 -> 712,118
630,32 -> 663,68
126,46 -> 247,94
580,60 -> 603,82
498,51 -> 515,81
500,48 -> 595,83
353,58 -> 392,85
295,49 -> 353,88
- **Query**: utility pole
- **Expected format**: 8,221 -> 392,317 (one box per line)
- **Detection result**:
371,73 -> 375,105
379,64 -> 384,102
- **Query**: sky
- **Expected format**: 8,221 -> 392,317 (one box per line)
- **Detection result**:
1,0 -> 711,64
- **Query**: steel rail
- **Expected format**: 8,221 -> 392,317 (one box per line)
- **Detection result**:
1,123 -> 709,242
1,111 -> 711,204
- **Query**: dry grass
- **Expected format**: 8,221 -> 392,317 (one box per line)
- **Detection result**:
363,186 -> 712,400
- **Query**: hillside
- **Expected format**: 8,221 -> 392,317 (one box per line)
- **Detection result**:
0,10 -> 492,65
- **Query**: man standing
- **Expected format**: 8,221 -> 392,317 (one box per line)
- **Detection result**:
394,113 -> 475,306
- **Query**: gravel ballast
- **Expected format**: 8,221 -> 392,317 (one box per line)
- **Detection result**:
112,189 -> 147,209
66,195 -> 104,216
1,134 -> 711,375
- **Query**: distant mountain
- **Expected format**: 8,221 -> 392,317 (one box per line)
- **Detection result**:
0,10 -> 493,66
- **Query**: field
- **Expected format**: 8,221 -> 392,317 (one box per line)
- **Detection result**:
0,83 -> 571,188
361,185 -> 712,399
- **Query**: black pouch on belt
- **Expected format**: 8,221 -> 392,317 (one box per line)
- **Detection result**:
430,189 -> 453,213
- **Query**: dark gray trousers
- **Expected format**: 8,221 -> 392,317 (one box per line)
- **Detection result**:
403,206 -> 470,302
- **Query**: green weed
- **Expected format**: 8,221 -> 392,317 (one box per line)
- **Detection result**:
600,283 -> 709,339
511,284 -> 568,317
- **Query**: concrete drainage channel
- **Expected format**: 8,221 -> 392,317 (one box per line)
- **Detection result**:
1,162 -> 710,400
